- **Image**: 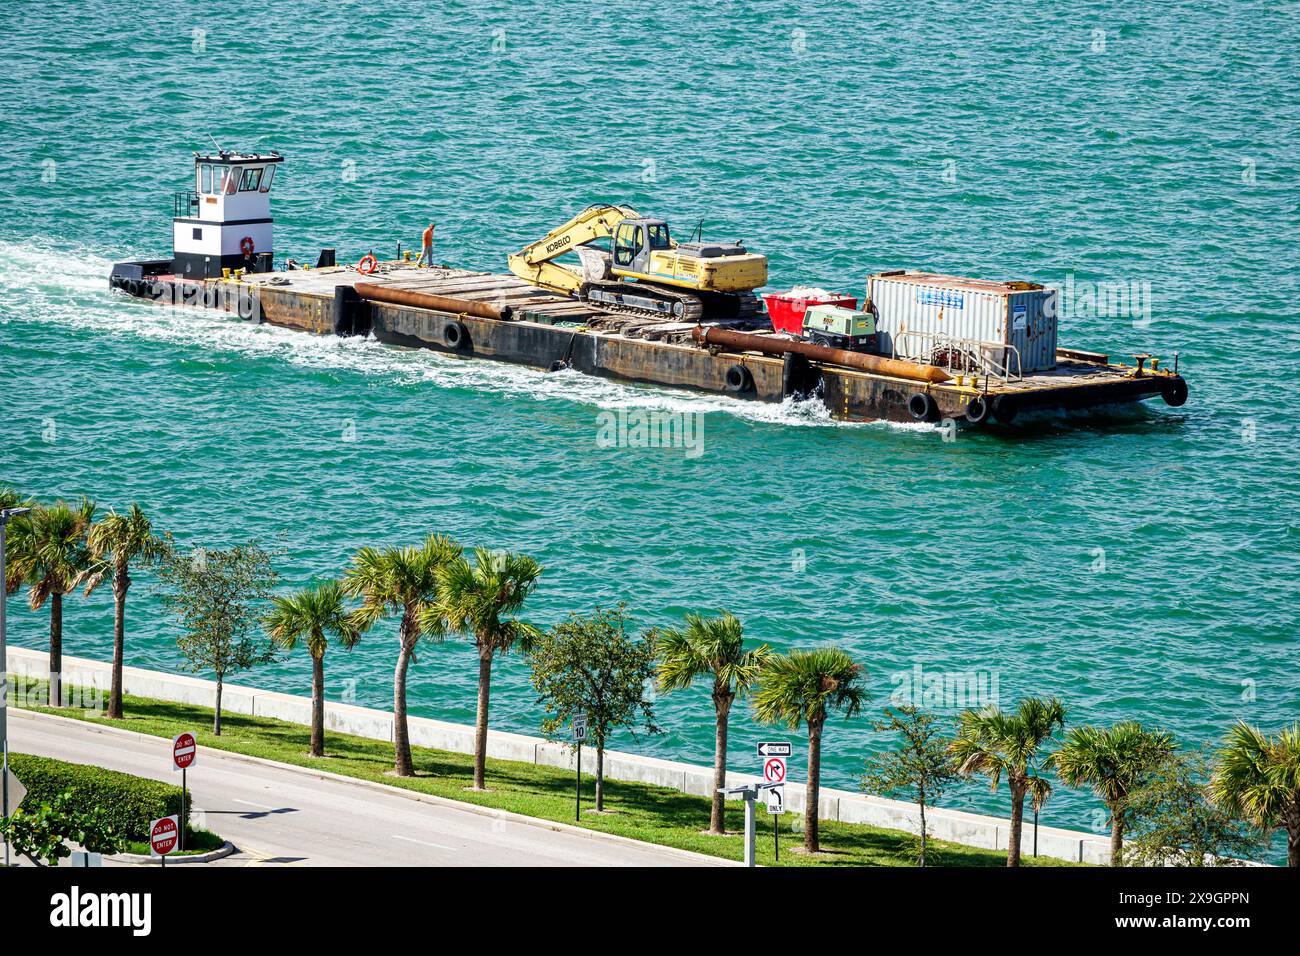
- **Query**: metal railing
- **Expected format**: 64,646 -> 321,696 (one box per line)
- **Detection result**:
889,331 -> 1024,382
173,191 -> 199,218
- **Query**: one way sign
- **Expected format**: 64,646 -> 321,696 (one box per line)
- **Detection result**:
756,741 -> 792,758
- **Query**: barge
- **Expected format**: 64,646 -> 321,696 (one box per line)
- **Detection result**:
110,152 -> 1188,426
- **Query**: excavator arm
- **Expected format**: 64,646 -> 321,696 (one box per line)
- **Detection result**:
507,203 -> 639,296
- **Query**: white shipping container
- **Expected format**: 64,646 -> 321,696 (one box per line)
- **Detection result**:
867,271 -> 1059,373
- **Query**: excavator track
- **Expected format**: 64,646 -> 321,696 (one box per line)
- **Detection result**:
581,280 -> 705,323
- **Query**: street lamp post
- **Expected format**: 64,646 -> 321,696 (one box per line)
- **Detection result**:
1,506 -> 32,868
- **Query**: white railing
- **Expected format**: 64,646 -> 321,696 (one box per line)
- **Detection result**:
890,331 -> 1023,382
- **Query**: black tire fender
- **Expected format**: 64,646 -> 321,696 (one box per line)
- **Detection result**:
991,395 -> 1019,424
964,394 -> 991,424
907,392 -> 937,421
724,363 -> 754,393
1161,377 -> 1188,407
443,320 -> 469,350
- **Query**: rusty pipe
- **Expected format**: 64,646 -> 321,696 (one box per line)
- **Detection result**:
355,282 -> 513,321
692,325 -> 952,384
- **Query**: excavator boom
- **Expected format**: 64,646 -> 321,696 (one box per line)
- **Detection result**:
507,203 -> 638,295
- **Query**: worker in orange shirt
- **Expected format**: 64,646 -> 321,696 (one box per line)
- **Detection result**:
416,222 -> 436,267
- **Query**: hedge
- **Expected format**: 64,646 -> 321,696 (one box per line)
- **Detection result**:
7,753 -> 186,840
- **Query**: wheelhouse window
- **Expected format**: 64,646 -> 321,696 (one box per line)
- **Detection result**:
199,164 -> 212,194
259,165 -> 275,192
239,167 -> 263,191
225,166 -> 239,195
212,165 -> 229,194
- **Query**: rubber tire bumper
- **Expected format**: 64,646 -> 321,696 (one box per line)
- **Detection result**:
725,363 -> 754,393
1161,377 -> 1188,407
991,395 -> 1018,424
964,395 -> 991,424
443,320 -> 469,350
907,392 -> 937,422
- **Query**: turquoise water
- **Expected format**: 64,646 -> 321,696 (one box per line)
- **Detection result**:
2,1 -> 1298,855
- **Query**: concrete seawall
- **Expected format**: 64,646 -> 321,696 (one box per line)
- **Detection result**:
4,646 -> 1110,864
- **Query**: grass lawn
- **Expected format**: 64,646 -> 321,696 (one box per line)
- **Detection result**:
13,680 -> 1078,867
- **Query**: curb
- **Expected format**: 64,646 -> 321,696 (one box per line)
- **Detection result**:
12,709 -> 738,867
113,842 -> 236,866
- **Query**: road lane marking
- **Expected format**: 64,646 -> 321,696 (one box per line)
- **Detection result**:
233,798 -> 277,811
392,834 -> 457,852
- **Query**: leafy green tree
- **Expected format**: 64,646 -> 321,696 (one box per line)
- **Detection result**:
950,697 -> 1065,867
654,612 -> 771,835
1049,721 -> 1174,865
753,647 -> 866,853
1211,720 -> 1300,867
157,542 -> 278,735
83,503 -> 165,720
429,547 -> 542,791
1127,748 -> 1264,866
0,791 -> 128,867
343,535 -> 461,776
3,498 -> 96,708
265,580 -> 362,757
529,605 -> 659,812
861,706 -> 958,866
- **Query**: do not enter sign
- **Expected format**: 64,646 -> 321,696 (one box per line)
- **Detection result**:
172,732 -> 197,771
150,815 -> 179,856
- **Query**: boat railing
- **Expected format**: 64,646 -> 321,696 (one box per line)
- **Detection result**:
173,191 -> 199,218
890,331 -> 1024,382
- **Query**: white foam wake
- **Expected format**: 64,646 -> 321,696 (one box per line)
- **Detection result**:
0,238 -> 928,432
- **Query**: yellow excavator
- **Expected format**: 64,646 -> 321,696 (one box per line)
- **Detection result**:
507,204 -> 768,322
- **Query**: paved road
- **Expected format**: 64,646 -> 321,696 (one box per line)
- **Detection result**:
6,710 -> 721,867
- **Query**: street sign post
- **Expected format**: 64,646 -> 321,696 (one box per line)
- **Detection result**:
572,712 -> 587,821
149,815 -> 179,867
171,732 -> 197,851
718,782 -> 784,867
766,785 -> 785,861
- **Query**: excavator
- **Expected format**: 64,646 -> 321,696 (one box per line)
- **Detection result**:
507,204 -> 768,323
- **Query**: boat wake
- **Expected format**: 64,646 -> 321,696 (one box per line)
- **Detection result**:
0,238 -> 933,433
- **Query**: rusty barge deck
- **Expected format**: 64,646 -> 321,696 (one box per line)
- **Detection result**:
112,261 -> 1188,426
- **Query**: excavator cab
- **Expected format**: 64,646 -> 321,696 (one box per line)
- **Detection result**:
612,218 -> 672,273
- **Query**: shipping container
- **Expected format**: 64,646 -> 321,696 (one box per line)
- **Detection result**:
866,271 -> 1059,374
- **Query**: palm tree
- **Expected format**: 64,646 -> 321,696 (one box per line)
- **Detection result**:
1049,721 -> 1174,865
1211,720 -> 1300,867
950,696 -> 1066,867
83,504 -> 165,720
655,612 -> 771,835
265,580 -> 362,757
342,534 -> 461,776
4,498 -> 96,707
429,547 -> 542,791
753,647 -> 866,853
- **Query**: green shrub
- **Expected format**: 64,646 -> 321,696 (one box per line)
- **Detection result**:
7,753 -> 185,840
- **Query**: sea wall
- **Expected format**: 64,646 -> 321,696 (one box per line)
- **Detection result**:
4,646 -> 1111,864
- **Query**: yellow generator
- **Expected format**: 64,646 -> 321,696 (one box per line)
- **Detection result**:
508,204 -> 767,322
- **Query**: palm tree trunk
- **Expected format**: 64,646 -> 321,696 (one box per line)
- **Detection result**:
108,573 -> 127,720
393,625 -> 415,776
310,652 -> 326,757
805,719 -> 823,853
472,649 -> 493,790
709,695 -> 732,834
1109,811 -> 1125,866
1007,781 -> 1025,867
1287,818 -> 1299,868
595,745 -> 605,812
212,675 -> 224,735
49,592 -> 63,708
918,797 -> 928,867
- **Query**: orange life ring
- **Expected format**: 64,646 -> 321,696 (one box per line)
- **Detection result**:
240,236 -> 255,257
357,254 -> 378,275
